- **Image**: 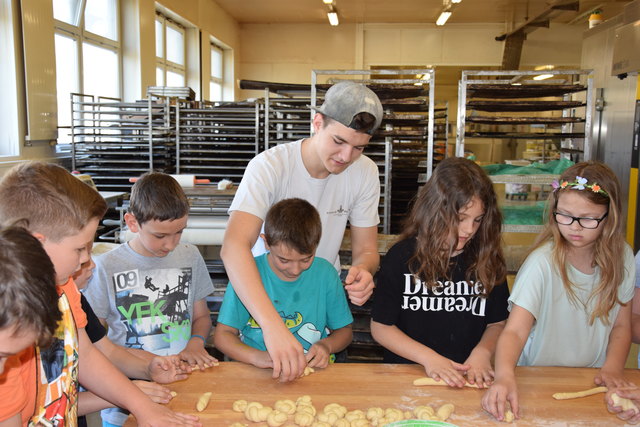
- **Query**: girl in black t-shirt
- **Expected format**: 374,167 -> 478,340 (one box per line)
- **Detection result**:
371,157 -> 509,389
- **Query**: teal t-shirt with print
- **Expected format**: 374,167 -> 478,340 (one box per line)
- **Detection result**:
218,254 -> 353,352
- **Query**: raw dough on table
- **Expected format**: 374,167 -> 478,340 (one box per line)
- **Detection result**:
274,399 -> 297,415
266,409 -> 288,426
195,391 -> 212,412
413,376 -> 480,389
552,386 -> 607,400
232,399 -> 248,412
303,366 -> 315,376
436,403 -> 455,421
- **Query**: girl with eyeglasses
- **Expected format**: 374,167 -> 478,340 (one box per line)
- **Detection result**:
482,161 -> 636,422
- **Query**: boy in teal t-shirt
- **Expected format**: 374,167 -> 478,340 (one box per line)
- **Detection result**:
214,198 -> 353,371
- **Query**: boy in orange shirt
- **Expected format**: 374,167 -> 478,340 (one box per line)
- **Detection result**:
0,225 -> 61,425
0,162 -> 200,427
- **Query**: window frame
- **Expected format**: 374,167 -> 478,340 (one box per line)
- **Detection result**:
155,12 -> 186,86
53,0 -> 122,148
209,42 -> 224,101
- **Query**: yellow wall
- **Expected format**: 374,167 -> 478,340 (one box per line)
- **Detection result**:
238,22 -> 583,99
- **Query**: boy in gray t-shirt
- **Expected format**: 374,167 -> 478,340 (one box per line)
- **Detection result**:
84,172 -> 216,426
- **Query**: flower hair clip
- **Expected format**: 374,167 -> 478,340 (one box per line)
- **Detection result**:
551,176 -> 609,197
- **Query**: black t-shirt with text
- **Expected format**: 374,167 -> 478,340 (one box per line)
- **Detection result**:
371,237 -> 509,364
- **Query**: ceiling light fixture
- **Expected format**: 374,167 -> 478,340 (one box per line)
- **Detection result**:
327,5 -> 339,26
436,10 -> 452,26
533,73 -> 554,81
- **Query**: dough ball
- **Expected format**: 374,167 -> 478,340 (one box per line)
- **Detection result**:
344,409 -> 365,421
266,409 -> 288,427
244,402 -> 264,422
324,403 -> 347,418
366,407 -> 384,421
232,399 -> 248,412
436,403 -> 455,421
294,411 -> 315,426
274,399 -> 296,415
297,403 -> 317,417
195,392 -> 212,412
384,408 -> 403,422
317,411 -> 339,424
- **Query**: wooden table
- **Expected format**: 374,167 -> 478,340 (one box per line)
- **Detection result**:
125,362 -> 640,426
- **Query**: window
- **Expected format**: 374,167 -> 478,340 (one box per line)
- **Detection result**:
0,0 -> 21,156
53,0 -> 121,144
210,43 -> 223,101
156,13 -> 185,87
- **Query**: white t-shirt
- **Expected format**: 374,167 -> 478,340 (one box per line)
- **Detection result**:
509,241 -> 635,368
229,139 -> 380,270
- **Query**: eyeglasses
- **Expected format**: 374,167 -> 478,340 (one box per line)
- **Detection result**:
553,211 -> 608,229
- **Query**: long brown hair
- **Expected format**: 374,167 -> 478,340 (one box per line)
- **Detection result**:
533,161 -> 624,325
400,157 -> 506,294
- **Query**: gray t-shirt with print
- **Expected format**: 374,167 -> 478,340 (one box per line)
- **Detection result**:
84,242 -> 213,355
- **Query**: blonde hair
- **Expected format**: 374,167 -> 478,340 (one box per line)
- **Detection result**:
533,161 -> 624,325
400,157 -> 506,295
0,162 -> 107,241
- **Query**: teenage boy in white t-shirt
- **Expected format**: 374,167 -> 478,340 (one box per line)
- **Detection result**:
221,81 -> 383,382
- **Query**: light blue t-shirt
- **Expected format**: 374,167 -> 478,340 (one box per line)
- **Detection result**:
510,241 -> 635,368
217,254 -> 353,352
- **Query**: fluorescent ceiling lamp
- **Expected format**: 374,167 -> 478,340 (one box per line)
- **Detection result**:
533,73 -> 554,80
436,10 -> 452,26
327,11 -> 339,26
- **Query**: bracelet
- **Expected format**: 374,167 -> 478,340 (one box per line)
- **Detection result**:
190,334 -> 207,343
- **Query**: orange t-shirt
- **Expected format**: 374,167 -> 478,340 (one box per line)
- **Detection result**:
0,278 -> 87,425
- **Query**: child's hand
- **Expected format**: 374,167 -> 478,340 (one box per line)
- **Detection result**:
251,351 -> 274,370
464,353 -> 495,388
306,342 -> 331,369
424,353 -> 470,388
481,376 -> 519,421
606,387 -> 640,424
595,368 -> 634,389
342,265 -> 374,306
135,404 -> 202,426
132,380 -> 173,404
148,355 -> 190,384
178,340 -> 218,370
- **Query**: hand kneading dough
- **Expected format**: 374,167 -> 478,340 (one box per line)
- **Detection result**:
196,392 -> 212,412
436,403 -> 455,421
503,410 -> 515,422
552,386 -> 607,400
413,377 -> 480,389
611,393 -> 640,414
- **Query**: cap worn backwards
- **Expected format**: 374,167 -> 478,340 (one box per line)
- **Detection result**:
312,81 -> 383,135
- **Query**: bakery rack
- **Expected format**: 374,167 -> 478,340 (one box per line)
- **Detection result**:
456,69 -> 593,163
